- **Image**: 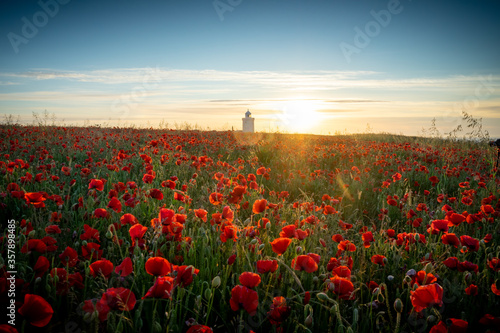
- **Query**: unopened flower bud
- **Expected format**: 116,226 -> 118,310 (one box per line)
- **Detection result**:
305,313 -> 313,327
212,276 -> 221,288
317,292 -> 330,302
394,298 -> 403,313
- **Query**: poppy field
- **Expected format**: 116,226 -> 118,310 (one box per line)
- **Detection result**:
1,125 -> 500,333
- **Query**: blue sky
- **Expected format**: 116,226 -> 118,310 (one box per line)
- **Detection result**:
1,0 -> 499,136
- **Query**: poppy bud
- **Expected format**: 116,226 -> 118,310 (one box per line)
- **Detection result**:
427,315 -> 437,324
304,304 -> 313,317
204,288 -> 212,300
313,276 -> 319,284
305,313 -> 313,327
83,312 -> 92,322
404,275 -> 413,284
464,272 -> 472,284
317,292 -> 331,302
259,243 -> 265,251
35,277 -> 42,284
265,221 -> 271,229
250,238 -> 258,245
394,298 -> 403,313
353,308 -> 359,323
414,234 -> 420,242
28,230 -> 36,238
106,229 -> 113,239
387,275 -> 394,282
212,276 -> 221,288
296,246 -> 303,254
424,263 -> 433,274
81,240 -> 88,247
383,257 -> 388,266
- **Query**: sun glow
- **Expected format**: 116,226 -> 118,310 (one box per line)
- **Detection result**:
278,99 -> 324,133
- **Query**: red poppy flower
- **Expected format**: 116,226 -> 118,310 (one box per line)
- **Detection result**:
492,282 -> 500,296
81,242 -> 102,260
429,176 -> 439,185
220,224 -> 238,243
256,260 -> 278,273
59,246 -> 79,267
149,188 -> 164,200
227,254 -> 237,265
332,266 -> 351,279
129,224 -> 148,246
0,324 -> 17,332
194,209 -> 208,222
481,204 -> 494,215
338,240 -> 356,252
24,192 -> 46,208
256,167 -> 267,175
371,254 -> 386,266
292,254 -> 319,273
429,220 -> 449,234
209,192 -> 224,205
362,231 -> 374,248
107,197 -> 122,213
280,225 -> 297,238
230,285 -> 259,315
21,239 -> 47,254
145,257 -> 172,276
142,276 -> 175,299
159,208 -> 176,225
97,287 -> 136,321
93,208 -> 109,219
430,319 -> 468,333
460,235 -> 479,252
173,265 -> 199,287
443,257 -> 459,269
267,296 -> 291,325
412,271 -> 437,286
186,325 -> 213,333
461,197 -> 473,206
441,233 -> 460,248
115,257 -> 133,277
447,213 -> 465,226
488,258 -> 500,272
80,224 -> 101,242
270,237 -> 292,255
328,276 -> 355,300
90,259 -> 114,279
34,255 -> 50,279
332,234 -> 343,242
18,294 -> 53,327
252,199 -> 267,214
239,272 -> 261,288
410,283 -> 443,312
88,179 -> 104,191
465,284 -> 478,296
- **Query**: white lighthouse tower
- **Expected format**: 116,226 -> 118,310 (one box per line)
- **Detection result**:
242,109 -> 254,133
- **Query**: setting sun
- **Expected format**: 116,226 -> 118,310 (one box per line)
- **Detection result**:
278,99 -> 324,133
